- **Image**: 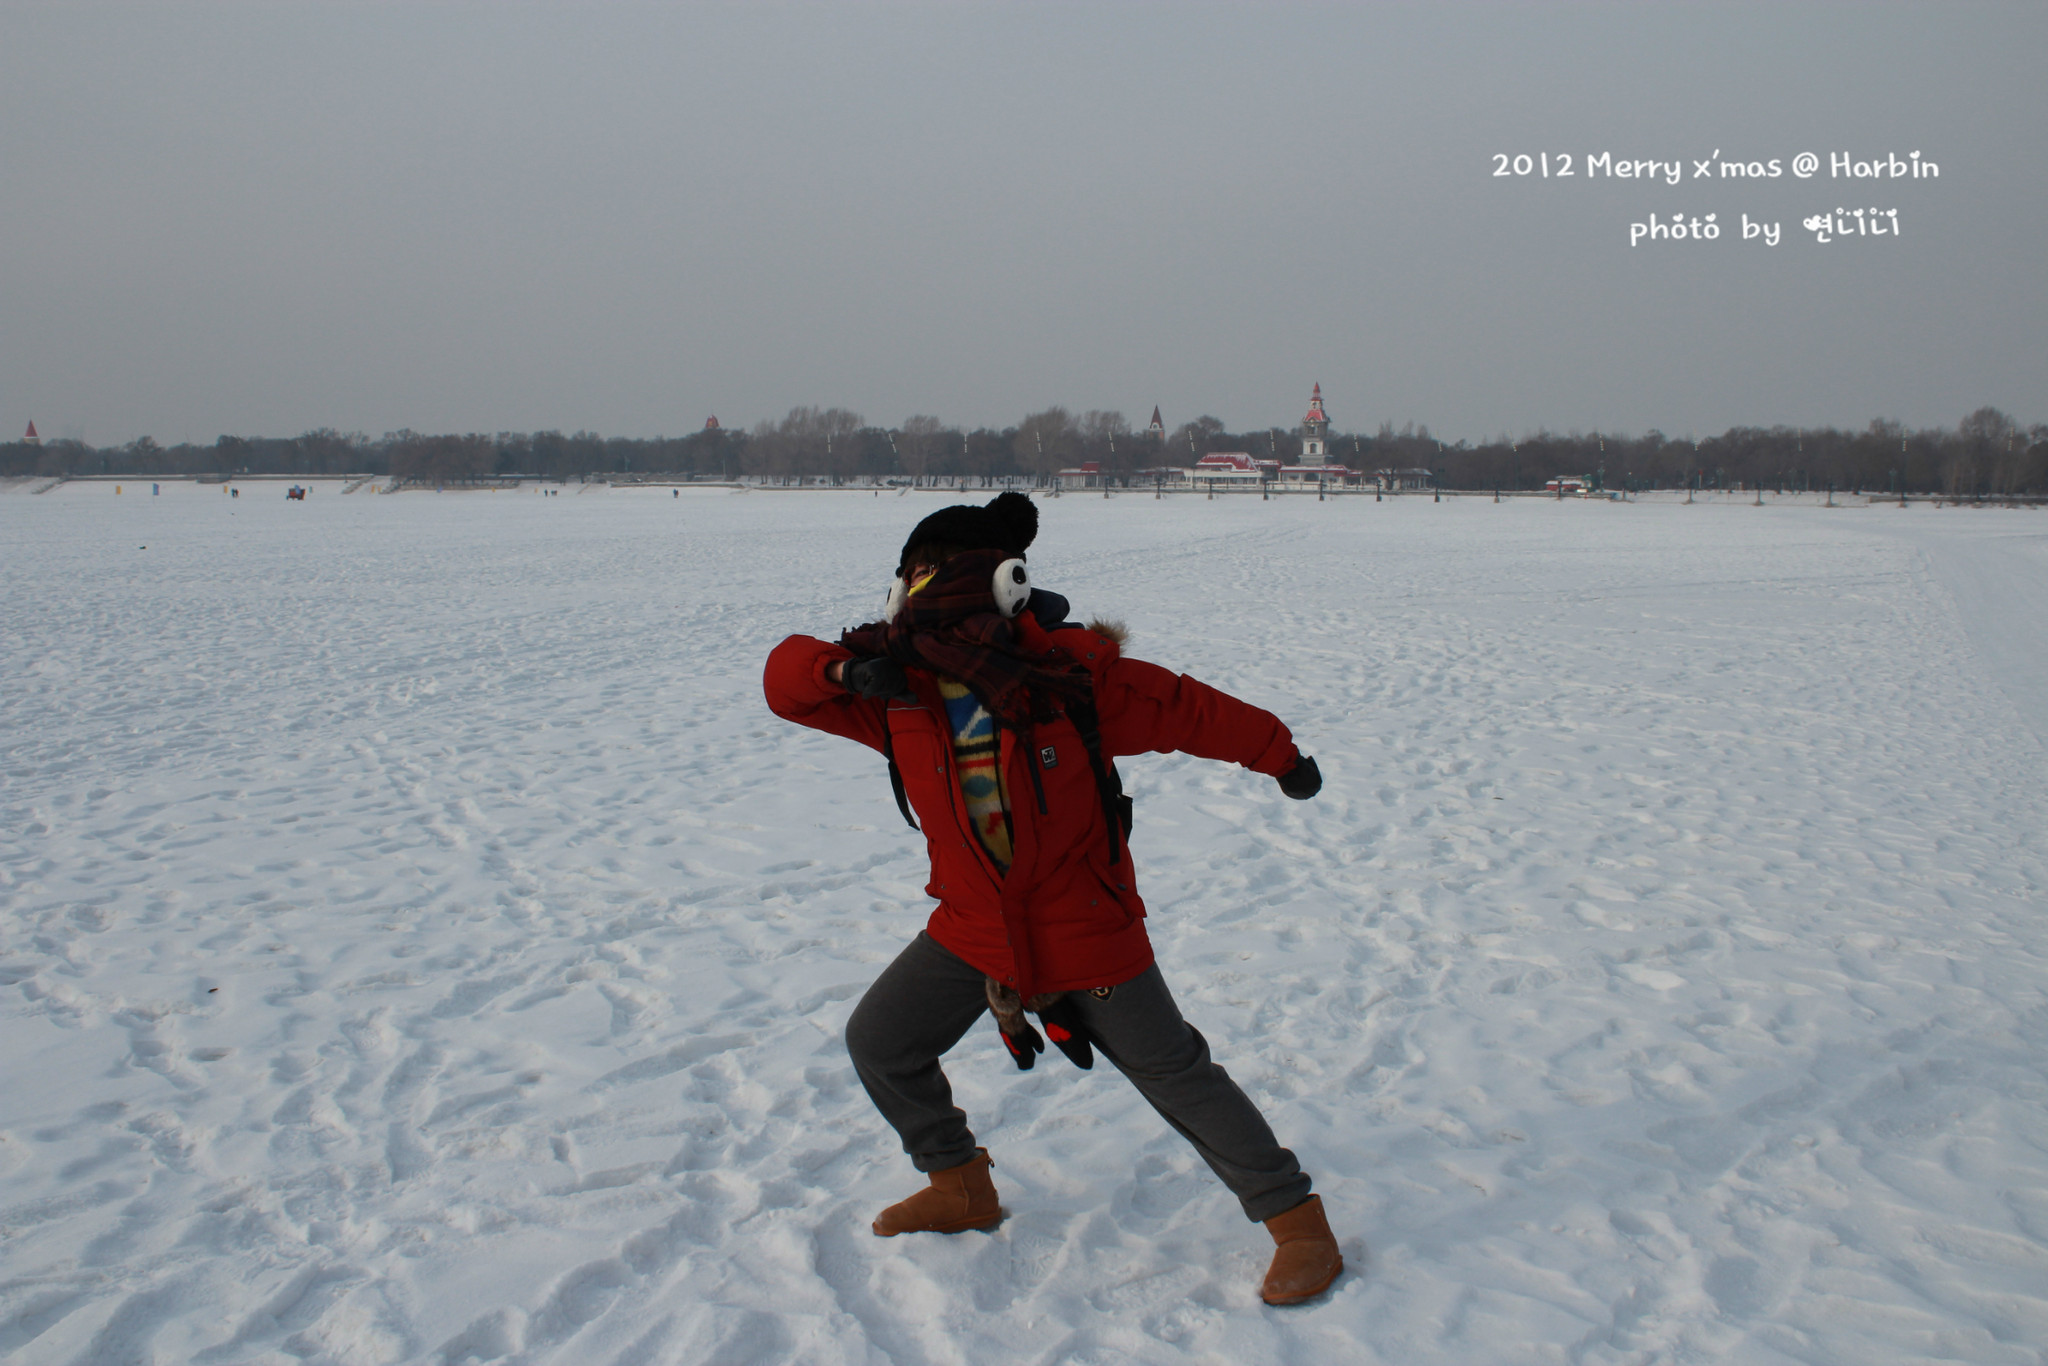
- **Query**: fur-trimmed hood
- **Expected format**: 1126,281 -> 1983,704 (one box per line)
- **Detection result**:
1085,618 -> 1127,645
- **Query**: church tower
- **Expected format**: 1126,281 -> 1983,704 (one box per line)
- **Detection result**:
1300,384 -> 1328,464
1147,406 -> 1165,442
23,420 -> 40,446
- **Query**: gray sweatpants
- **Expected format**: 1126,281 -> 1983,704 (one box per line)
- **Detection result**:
844,931 -> 1312,1222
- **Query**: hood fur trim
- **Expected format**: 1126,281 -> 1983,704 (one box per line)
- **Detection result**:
1085,617 -> 1128,645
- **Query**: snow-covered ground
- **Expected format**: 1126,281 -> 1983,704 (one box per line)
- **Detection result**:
3,484 -> 2045,1366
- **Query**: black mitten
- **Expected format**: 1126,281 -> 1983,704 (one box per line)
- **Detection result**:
985,976 -> 1044,1070
842,656 -> 912,700
999,1020 -> 1045,1070
1035,995 -> 1095,1070
1277,754 -> 1322,800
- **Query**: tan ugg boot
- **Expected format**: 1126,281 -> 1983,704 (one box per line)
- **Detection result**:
1260,1194 -> 1342,1304
871,1149 -> 1001,1236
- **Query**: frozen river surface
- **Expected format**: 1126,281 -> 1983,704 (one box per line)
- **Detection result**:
3,483 -> 2046,1365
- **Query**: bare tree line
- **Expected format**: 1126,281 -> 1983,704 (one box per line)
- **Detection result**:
6,406 -> 2043,495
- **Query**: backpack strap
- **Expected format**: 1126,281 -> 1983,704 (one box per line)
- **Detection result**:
1062,692 -> 1130,867
879,723 -> 920,831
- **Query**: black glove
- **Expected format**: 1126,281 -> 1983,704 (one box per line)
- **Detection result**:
1035,996 -> 1095,1070
1277,754 -> 1322,800
998,1019 -> 1045,1070
841,656 -> 911,700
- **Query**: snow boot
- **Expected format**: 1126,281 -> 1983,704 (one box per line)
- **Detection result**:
871,1149 -> 1001,1236
1260,1195 -> 1342,1305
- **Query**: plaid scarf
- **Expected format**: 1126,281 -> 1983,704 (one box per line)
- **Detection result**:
840,549 -> 1092,727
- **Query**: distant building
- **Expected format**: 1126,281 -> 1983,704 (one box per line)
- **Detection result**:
22,420 -> 39,446
703,416 -> 720,431
1192,451 -> 1270,488
1060,389 -> 1370,491
1055,459 -> 1199,490
1301,384 -> 1328,463
1277,384 -> 1362,484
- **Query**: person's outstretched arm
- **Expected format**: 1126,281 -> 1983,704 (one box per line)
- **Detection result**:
1095,652 -> 1300,778
763,634 -> 888,753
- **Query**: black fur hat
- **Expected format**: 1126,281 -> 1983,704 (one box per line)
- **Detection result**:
898,491 -> 1037,571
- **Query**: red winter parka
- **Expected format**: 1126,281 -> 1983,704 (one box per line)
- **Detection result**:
762,610 -> 1299,996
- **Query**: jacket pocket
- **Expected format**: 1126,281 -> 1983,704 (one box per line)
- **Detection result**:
1031,857 -> 1142,934
1100,866 -> 1145,925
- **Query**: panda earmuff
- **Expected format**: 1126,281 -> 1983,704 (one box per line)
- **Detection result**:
884,557 -> 1029,622
993,558 -> 1030,618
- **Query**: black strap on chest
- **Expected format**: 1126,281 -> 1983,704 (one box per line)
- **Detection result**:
879,723 -> 920,832
1058,693 -> 1130,867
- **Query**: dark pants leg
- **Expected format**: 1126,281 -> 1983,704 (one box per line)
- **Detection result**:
847,935 -> 1311,1220
1067,965 -> 1312,1223
844,932 -> 991,1173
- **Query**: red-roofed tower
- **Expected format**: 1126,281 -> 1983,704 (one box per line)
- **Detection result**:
1301,384 -> 1329,463
23,420 -> 40,446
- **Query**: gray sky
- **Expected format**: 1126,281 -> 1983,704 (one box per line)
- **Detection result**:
2,2 -> 2040,446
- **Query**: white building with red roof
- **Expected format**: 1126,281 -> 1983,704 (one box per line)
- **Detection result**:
1059,389 -> 1362,491
22,420 -> 40,446
1052,459 -> 1103,490
1302,384 -> 1330,462
1278,383 -> 1360,484
1191,451 -> 1271,487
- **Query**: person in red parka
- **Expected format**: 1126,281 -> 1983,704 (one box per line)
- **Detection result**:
762,491 -> 1342,1305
